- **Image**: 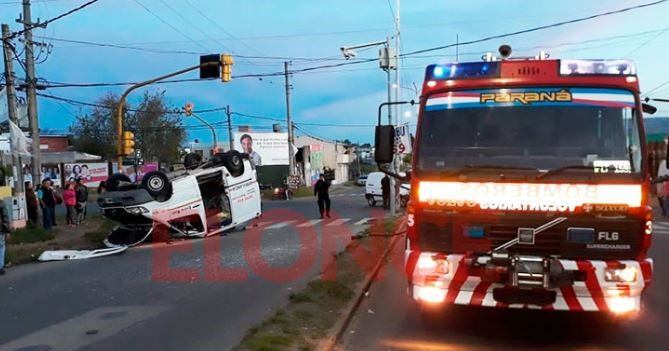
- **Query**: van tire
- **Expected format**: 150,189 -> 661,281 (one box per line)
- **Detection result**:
224,151 -> 245,177
142,171 -> 172,202
106,174 -> 131,192
367,197 -> 376,207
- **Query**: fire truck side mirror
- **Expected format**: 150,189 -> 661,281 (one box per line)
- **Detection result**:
375,125 -> 395,164
642,103 -> 657,115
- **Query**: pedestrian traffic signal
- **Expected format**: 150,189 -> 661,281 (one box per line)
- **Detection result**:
122,131 -> 135,156
221,54 -> 234,82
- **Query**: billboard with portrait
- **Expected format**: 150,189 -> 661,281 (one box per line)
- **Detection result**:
234,132 -> 289,166
64,163 -> 109,187
112,162 -> 159,183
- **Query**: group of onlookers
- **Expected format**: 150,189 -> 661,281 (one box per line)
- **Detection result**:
24,178 -> 89,230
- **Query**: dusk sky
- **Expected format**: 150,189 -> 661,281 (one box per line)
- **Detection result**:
2,0 -> 669,144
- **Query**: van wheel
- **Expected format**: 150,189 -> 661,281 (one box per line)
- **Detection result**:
367,197 -> 376,207
142,171 -> 172,202
106,174 -> 131,192
224,151 -> 245,177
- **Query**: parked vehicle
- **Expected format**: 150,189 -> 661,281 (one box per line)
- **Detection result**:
271,186 -> 292,200
365,171 -> 410,208
98,151 -> 262,247
356,174 -> 368,186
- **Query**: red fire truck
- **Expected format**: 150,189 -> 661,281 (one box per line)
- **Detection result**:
375,46 -> 657,317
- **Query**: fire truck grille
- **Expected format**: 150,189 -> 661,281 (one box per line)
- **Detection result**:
416,215 -> 644,260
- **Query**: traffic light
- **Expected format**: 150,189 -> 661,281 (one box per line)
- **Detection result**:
221,54 -> 234,82
122,131 -> 135,156
199,54 -> 234,82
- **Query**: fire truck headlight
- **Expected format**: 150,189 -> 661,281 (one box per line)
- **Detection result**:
605,267 -> 637,283
417,254 -> 449,274
608,297 -> 637,314
417,286 -> 446,304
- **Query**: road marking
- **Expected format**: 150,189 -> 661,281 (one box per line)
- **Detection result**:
354,218 -> 372,226
325,218 -> 351,227
296,219 -> 323,228
265,220 -> 297,229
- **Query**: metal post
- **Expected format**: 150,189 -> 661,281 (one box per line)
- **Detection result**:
190,112 -> 217,150
20,0 -> 41,189
2,24 -> 24,194
226,105 -> 234,151
285,61 -> 295,176
116,63 -> 215,170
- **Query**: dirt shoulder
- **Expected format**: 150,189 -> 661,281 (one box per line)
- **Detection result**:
5,213 -> 114,267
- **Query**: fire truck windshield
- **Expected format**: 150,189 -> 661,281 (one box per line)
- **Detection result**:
416,87 -> 642,179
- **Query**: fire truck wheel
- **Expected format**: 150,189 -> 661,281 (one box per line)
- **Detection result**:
184,153 -> 203,170
224,150 -> 245,177
106,174 -> 131,192
142,171 -> 172,202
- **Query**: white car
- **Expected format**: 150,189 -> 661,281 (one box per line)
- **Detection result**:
98,151 -> 262,247
365,171 -> 410,208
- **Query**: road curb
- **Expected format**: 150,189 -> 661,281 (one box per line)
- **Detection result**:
320,216 -> 407,351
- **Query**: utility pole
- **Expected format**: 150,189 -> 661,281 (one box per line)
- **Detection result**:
285,61 -> 295,176
225,105 -> 234,151
2,24 -> 24,194
19,0 -> 42,188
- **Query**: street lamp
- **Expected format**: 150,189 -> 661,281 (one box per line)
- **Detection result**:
184,103 -> 218,154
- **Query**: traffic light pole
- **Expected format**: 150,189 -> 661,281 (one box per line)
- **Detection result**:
226,105 -> 233,151
115,62 -> 218,170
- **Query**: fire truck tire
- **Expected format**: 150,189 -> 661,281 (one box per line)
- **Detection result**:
184,153 -> 203,170
142,171 -> 172,202
224,151 -> 245,177
105,174 -> 131,192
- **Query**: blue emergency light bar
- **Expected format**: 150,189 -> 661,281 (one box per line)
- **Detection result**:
426,62 -> 500,81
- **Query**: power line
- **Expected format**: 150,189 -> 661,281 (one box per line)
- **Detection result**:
400,0 -> 669,57
131,0 -> 209,52
8,0 -> 101,40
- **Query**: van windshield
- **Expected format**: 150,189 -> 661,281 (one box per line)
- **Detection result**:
416,87 -> 642,179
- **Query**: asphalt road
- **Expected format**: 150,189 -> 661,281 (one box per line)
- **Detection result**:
342,220 -> 669,351
0,185 -> 386,351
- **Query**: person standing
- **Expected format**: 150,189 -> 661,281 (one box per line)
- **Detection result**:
663,180 -> 669,218
63,183 -> 77,227
25,182 -> 39,225
0,199 -> 10,274
381,175 -> 391,210
314,174 -> 331,219
40,179 -> 57,230
75,178 -> 89,224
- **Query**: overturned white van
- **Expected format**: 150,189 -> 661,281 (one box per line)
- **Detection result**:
98,151 -> 261,247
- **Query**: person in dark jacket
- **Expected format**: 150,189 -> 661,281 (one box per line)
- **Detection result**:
381,175 -> 390,209
314,174 -> 331,218
25,181 -> 39,225
75,178 -> 89,224
0,199 -> 10,275
40,179 -> 57,230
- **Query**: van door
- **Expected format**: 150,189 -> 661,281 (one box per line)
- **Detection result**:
196,171 -> 231,234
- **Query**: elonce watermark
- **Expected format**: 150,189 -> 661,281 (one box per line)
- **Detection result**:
150,207 -> 406,283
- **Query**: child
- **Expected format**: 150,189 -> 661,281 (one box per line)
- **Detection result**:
63,183 -> 77,227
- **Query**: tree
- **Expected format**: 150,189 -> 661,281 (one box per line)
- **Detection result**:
71,91 -> 186,163
70,93 -> 122,160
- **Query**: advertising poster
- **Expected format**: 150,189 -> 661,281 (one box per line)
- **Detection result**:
64,163 -> 109,186
234,132 -> 289,166
113,163 -> 159,182
23,165 -> 61,186
309,143 -> 324,186
394,124 -> 412,155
